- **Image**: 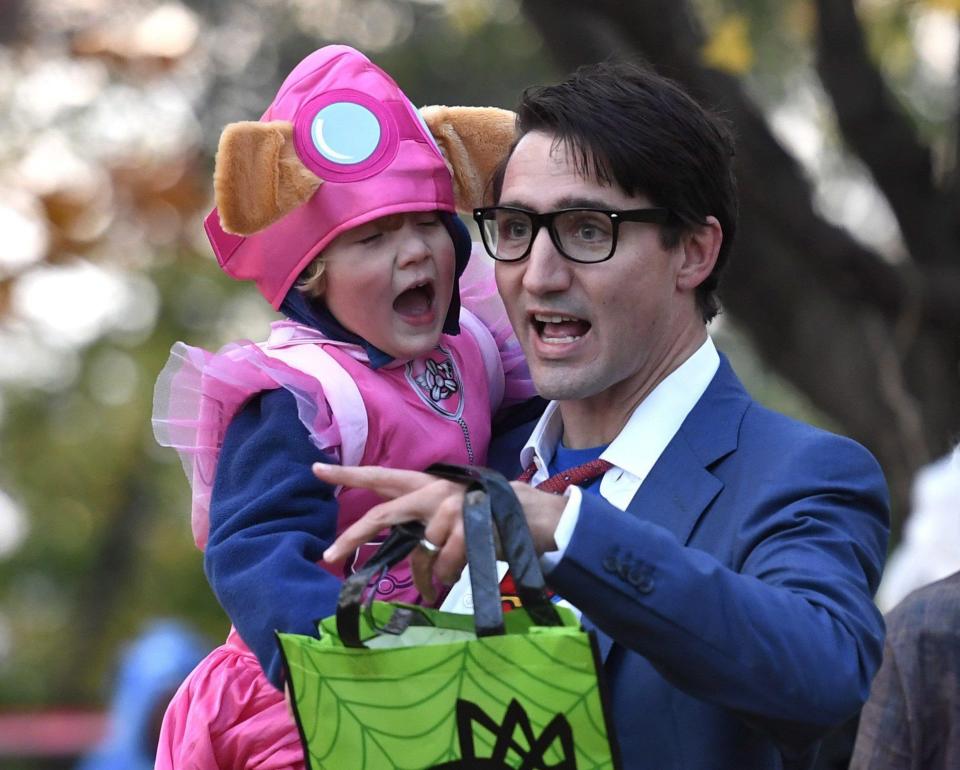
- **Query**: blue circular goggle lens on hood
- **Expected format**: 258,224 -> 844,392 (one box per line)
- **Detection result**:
310,101 -> 382,165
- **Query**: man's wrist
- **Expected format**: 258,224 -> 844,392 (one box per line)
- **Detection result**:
540,486 -> 583,571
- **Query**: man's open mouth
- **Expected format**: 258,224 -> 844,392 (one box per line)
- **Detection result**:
532,313 -> 591,344
393,280 -> 435,318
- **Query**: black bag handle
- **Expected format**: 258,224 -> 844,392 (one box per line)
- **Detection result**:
335,521 -> 426,647
335,464 -> 561,647
426,463 -> 561,636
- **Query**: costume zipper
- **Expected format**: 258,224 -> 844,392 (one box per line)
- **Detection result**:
457,416 -> 475,464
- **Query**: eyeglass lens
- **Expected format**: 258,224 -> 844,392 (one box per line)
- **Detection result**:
481,209 -> 615,263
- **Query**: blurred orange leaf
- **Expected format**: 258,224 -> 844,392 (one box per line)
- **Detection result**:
702,14 -> 755,75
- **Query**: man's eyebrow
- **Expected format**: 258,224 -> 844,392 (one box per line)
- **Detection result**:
498,195 -> 618,211
554,195 -> 617,209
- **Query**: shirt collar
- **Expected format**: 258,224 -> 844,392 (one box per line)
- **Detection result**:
520,336 -> 720,482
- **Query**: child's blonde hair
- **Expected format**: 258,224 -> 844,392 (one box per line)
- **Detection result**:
296,256 -> 326,299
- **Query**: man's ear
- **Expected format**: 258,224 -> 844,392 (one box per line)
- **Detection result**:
420,106 -> 516,213
214,121 -> 322,235
677,216 -> 723,292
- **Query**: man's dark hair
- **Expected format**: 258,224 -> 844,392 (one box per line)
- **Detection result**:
494,60 -> 738,323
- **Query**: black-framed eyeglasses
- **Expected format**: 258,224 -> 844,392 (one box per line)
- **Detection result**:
472,206 -> 673,264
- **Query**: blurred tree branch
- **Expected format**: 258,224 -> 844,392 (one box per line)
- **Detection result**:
0,0 -> 26,45
60,465 -> 155,700
814,0 -> 950,268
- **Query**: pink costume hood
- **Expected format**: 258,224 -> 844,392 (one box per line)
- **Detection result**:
203,45 -> 456,308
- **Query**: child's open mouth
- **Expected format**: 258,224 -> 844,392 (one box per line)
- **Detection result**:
393,280 -> 436,321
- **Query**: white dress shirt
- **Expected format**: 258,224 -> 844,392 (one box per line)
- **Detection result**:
538,336 -> 720,567
440,337 -> 720,613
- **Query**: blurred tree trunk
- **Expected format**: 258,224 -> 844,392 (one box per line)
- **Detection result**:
60,460 -> 157,701
0,0 -> 26,45
521,0 -> 960,536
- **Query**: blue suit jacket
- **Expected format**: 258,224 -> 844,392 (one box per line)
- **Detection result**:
494,356 -> 889,770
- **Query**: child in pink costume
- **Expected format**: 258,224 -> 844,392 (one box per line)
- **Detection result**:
151,46 -> 531,770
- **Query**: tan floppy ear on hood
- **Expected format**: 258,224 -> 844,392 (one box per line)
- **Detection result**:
213,120 -> 322,235
420,106 -> 516,213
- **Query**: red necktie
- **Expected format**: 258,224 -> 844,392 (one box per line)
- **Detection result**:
500,457 -> 614,611
517,458 -> 614,493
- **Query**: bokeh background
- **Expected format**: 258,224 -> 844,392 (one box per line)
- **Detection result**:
1,0 -> 958,767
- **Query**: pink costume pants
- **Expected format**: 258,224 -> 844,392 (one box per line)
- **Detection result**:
155,627 -> 305,770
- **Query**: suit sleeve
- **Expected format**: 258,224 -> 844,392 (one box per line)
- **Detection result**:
204,387 -> 342,689
547,431 -> 889,734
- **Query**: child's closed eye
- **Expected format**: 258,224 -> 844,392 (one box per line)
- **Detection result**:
356,231 -> 383,245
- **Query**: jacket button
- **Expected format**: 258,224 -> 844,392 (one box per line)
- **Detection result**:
628,567 -> 654,594
634,576 -> 654,594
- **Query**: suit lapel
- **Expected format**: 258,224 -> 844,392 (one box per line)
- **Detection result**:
628,439 -> 723,542
628,353 -> 747,542
590,355 -> 750,662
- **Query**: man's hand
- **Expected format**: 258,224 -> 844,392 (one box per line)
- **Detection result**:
316,463 -> 469,601
314,463 -> 567,601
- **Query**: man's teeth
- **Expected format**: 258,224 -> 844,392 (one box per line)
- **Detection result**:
533,313 -> 586,344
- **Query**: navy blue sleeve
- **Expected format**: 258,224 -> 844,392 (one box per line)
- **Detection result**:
204,387 -> 342,689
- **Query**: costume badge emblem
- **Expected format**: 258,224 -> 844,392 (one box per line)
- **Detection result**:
346,540 -> 414,599
405,345 -> 464,420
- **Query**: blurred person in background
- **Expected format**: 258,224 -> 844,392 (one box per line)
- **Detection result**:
74,619 -> 207,770
874,449 -> 960,613
850,447 -> 960,770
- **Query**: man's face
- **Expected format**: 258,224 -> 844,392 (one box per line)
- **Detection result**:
494,131 -> 702,407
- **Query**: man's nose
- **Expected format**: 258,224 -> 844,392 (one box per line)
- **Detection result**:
521,227 -> 572,294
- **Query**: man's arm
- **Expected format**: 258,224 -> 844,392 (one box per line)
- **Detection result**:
550,432 -> 887,731
318,434 -> 887,730
206,387 -> 341,689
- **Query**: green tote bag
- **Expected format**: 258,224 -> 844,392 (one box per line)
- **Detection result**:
277,464 -> 622,770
